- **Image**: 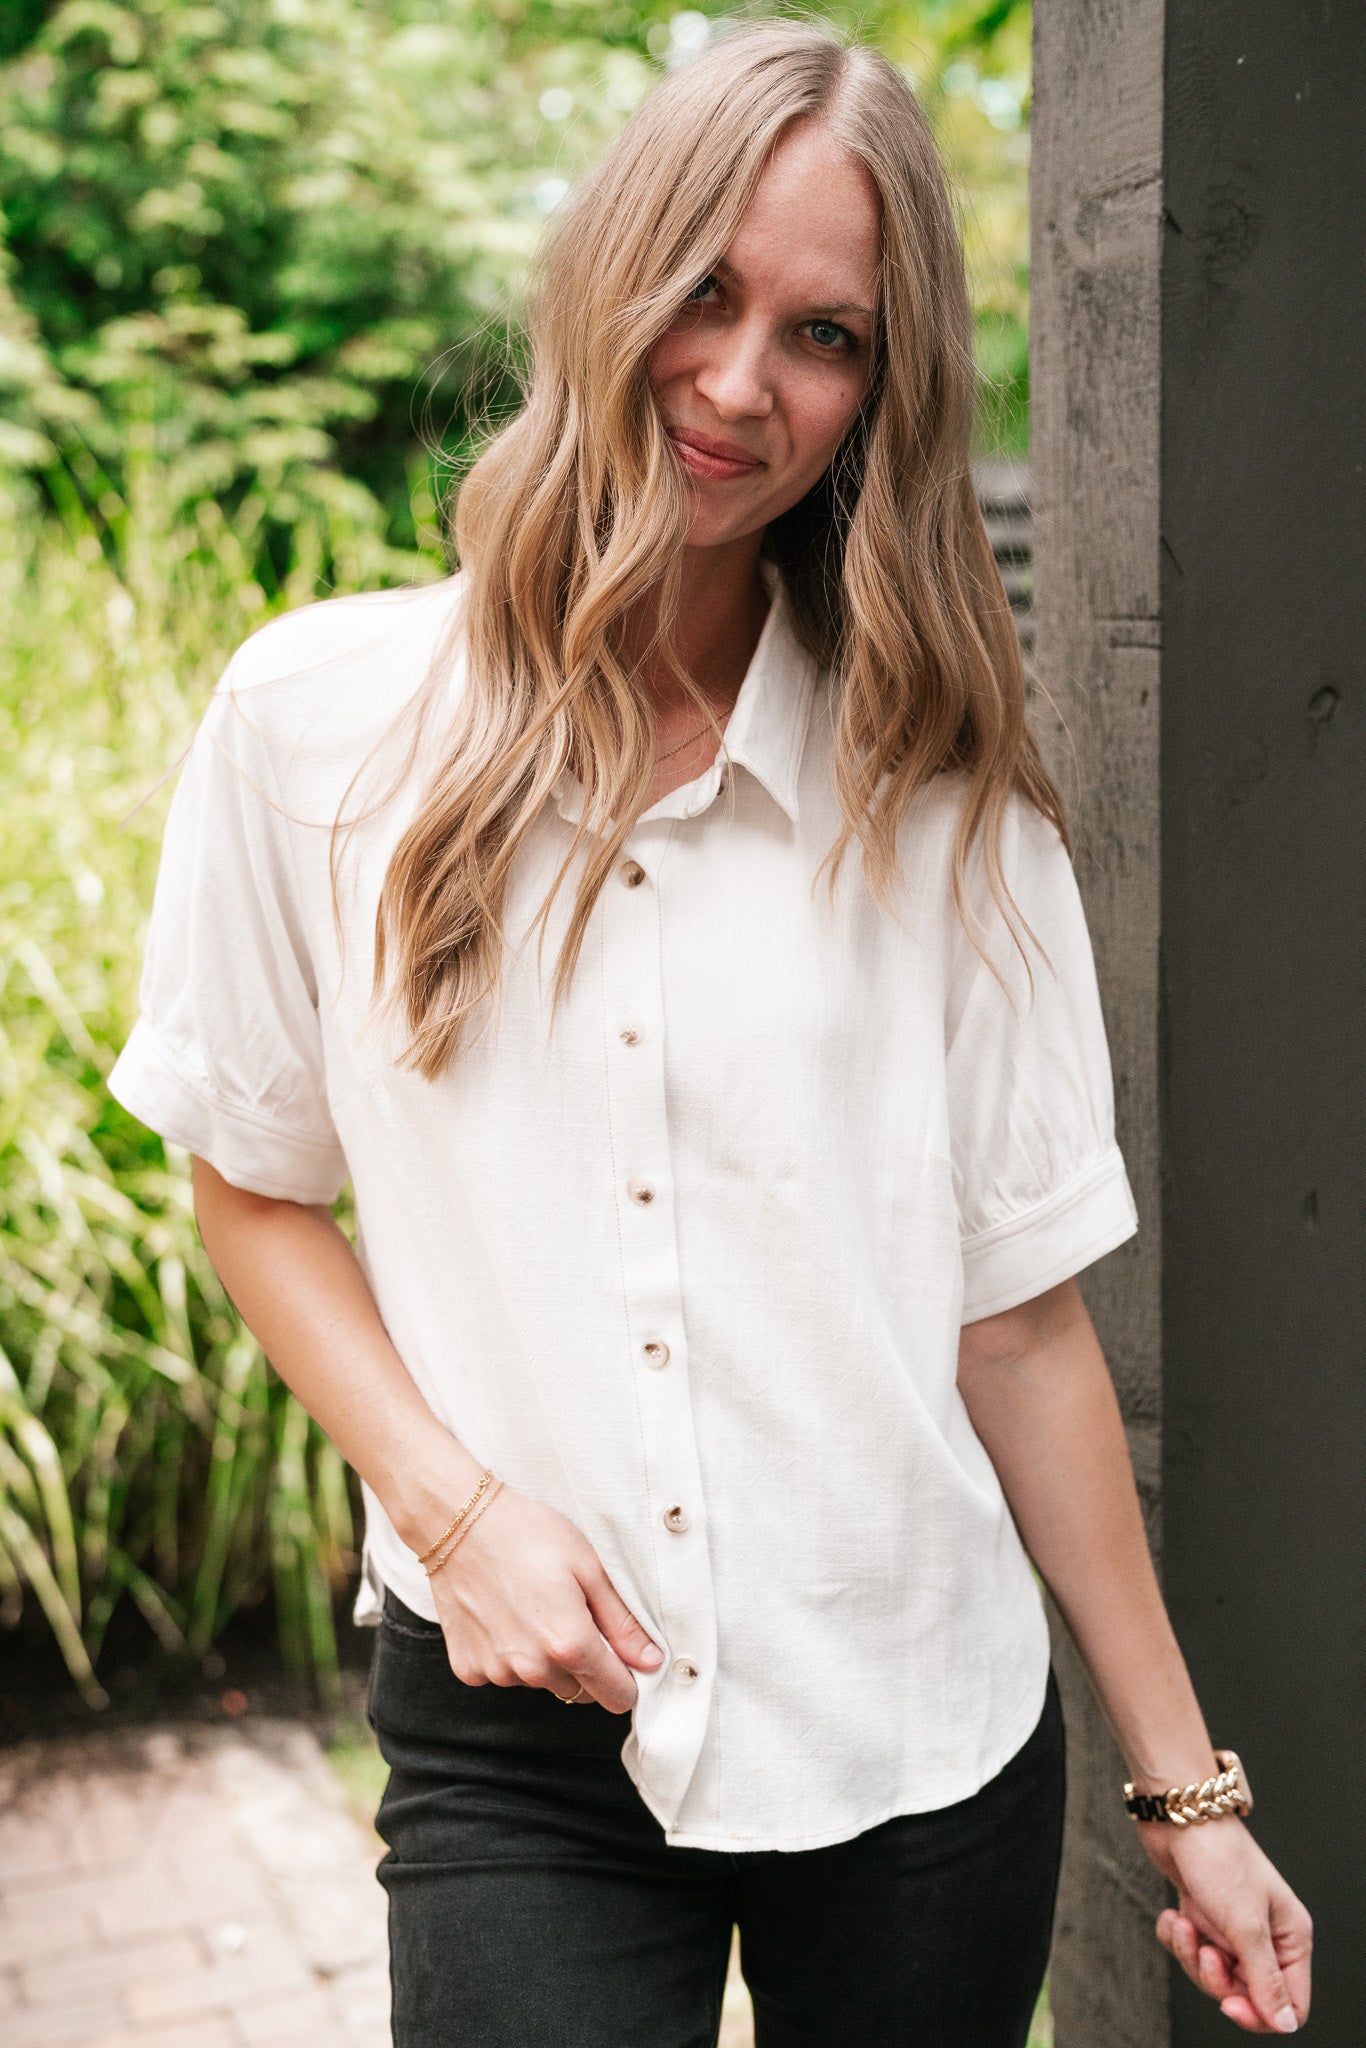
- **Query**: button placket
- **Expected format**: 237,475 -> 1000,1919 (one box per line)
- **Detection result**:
598,829 -> 717,1823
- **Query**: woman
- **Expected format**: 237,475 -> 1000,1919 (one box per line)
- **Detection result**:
108,20 -> 1312,2046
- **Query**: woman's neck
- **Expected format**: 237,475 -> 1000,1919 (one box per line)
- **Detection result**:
620,535 -> 771,713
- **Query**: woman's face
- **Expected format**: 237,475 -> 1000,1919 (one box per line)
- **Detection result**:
647,116 -> 883,553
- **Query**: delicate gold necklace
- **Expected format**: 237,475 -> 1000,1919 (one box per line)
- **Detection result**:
654,698 -> 736,765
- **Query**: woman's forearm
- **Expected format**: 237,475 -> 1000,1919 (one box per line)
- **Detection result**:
957,1275 -> 1219,1793
190,1155 -> 483,1555
190,1156 -> 662,1709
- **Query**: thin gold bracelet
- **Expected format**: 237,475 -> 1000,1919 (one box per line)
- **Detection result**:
416,1468 -> 495,1566
424,1477 -> 505,1579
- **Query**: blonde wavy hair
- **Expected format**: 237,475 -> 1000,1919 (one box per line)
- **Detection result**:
346,16 -> 1067,1081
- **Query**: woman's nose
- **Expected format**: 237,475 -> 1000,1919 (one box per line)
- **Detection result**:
692,325 -> 774,421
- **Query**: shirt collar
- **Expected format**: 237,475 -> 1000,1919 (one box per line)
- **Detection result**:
551,560 -> 820,829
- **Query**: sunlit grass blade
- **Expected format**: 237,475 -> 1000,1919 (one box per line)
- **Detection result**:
187,1331 -> 260,1656
0,1503 -> 108,1707
110,1548 -> 191,1659
0,1346 -> 82,1618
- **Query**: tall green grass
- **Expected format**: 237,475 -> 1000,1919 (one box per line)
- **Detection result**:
0,457 -> 437,1705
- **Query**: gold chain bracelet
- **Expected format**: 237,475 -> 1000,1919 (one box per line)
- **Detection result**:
416,1468 -> 495,1567
424,1476 -> 504,1579
1123,1749 -> 1254,1826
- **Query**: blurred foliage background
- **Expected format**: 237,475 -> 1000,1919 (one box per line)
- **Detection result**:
0,0 -> 1030,1712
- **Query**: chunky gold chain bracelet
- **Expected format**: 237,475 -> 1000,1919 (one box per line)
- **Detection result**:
1123,1749 -> 1254,1826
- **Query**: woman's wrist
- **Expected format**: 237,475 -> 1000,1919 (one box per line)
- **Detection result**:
1085,1632 -> 1221,1794
373,1422 -> 490,1557
1124,1745 -> 1222,1797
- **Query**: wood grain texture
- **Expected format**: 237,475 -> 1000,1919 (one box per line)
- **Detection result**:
1029,1 -> 1169,2041
1159,5 -> 1366,2039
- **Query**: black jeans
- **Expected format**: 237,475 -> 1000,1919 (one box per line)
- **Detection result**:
367,1587 -> 1066,2048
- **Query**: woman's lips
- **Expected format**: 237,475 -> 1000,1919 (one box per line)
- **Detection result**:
667,428 -> 765,482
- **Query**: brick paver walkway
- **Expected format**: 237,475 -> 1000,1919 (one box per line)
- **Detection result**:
0,1717 -> 757,2048
0,1720 -> 389,2048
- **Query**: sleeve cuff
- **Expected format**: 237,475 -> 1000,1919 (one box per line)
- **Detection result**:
106,1017 -> 350,1206
959,1145 -> 1138,1323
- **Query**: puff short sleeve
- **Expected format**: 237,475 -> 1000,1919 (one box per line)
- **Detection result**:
106,654 -> 350,1206
946,791 -> 1138,1322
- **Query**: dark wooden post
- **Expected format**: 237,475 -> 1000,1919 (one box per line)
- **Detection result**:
1158,3 -> 1365,2041
1030,3 -> 1365,2042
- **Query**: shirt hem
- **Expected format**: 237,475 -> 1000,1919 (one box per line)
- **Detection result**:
635,1656 -> 1052,1854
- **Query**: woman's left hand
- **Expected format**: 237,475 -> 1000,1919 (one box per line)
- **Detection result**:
1141,1816 -> 1312,2033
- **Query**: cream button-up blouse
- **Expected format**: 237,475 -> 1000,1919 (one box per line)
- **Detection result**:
108,565 -> 1138,1853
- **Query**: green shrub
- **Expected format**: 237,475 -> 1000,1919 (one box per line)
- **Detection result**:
0,0 -> 673,580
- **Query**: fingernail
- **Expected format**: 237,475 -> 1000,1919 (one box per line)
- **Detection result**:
1274,2009 -> 1299,2034
641,1643 -> 663,1666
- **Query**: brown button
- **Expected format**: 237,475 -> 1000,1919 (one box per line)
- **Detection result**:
620,860 -> 646,888
672,1658 -> 699,1684
662,1504 -> 690,1533
619,1024 -> 643,1046
642,1340 -> 670,1369
627,1178 -> 655,1205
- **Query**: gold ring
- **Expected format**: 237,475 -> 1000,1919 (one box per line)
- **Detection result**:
552,1684 -> 591,1704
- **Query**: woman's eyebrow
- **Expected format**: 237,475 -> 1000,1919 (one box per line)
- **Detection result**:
710,255 -> 876,322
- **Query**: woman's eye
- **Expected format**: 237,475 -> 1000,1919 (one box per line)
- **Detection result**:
686,273 -> 719,304
807,319 -> 853,351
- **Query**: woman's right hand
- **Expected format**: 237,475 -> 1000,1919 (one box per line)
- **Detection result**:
425,1484 -> 664,1712
180,1176 -> 658,1712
